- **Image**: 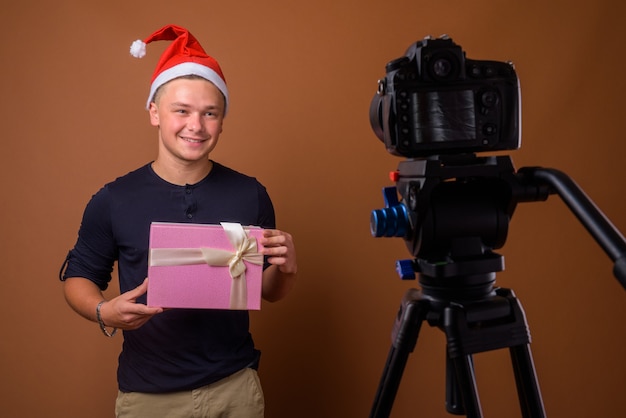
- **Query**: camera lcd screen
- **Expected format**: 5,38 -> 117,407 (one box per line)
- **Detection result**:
413,90 -> 476,143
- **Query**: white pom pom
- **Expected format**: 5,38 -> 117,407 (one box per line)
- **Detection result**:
130,40 -> 146,58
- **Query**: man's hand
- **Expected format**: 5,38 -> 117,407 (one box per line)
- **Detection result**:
260,229 -> 297,274
98,279 -> 163,330
259,229 -> 297,302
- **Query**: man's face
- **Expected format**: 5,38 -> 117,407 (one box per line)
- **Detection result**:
149,78 -> 225,164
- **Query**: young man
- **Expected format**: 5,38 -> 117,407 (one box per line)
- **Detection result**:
61,24 -> 297,417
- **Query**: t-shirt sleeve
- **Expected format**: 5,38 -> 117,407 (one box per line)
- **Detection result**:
61,186 -> 117,290
255,181 -> 276,271
256,181 -> 276,230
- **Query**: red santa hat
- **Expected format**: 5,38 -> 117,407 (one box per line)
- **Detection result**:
129,24 -> 229,112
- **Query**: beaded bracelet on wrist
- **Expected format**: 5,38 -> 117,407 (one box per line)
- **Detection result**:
96,300 -> 118,337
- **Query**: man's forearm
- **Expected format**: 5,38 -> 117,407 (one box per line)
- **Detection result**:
262,265 -> 297,302
63,277 -> 105,322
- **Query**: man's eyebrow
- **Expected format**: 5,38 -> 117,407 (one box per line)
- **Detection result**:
169,102 -> 191,108
169,102 -> 221,111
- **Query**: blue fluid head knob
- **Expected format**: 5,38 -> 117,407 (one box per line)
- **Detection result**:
395,259 -> 416,280
370,205 -> 409,237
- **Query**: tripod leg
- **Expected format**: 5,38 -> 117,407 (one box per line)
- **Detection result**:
449,353 -> 483,418
503,289 -> 546,418
370,290 -> 429,418
510,344 -> 546,418
446,352 -> 478,415
369,345 -> 412,418
446,353 -> 462,414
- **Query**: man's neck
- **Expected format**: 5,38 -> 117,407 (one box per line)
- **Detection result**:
151,158 -> 213,186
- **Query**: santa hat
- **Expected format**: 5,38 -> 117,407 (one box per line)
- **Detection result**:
129,24 -> 229,112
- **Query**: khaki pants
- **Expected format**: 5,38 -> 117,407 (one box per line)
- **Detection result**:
115,368 -> 264,418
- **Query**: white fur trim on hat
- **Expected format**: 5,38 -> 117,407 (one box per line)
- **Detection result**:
146,62 -> 229,112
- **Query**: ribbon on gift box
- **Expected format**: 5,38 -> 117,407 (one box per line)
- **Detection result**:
149,222 -> 263,309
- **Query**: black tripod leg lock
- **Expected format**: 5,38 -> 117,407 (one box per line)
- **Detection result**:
444,288 -> 531,359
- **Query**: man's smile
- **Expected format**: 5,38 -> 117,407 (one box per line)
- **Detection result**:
180,136 -> 207,143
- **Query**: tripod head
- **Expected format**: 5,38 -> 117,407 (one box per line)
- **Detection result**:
370,153 -> 626,293
371,153 -> 550,299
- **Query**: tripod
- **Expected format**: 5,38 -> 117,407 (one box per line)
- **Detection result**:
369,155 -> 626,418
369,260 -> 544,418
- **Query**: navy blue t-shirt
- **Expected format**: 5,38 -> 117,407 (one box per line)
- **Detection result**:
62,162 -> 275,393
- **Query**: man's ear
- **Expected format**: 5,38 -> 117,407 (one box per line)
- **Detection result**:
149,102 -> 159,127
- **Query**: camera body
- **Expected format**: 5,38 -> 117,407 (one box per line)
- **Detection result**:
370,36 -> 521,158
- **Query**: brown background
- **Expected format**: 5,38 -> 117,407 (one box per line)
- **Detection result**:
1,1 -> 625,417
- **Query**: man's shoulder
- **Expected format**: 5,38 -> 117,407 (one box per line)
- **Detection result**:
105,163 -> 153,190
211,161 -> 260,184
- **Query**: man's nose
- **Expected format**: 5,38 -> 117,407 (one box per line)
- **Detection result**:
187,113 -> 203,131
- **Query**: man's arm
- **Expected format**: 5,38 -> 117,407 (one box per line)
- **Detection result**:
64,277 -> 163,331
262,265 -> 297,302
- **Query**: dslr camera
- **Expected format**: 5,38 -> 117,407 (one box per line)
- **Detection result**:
369,35 -> 521,158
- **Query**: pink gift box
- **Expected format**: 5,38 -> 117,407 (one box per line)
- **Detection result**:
147,222 -> 264,310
